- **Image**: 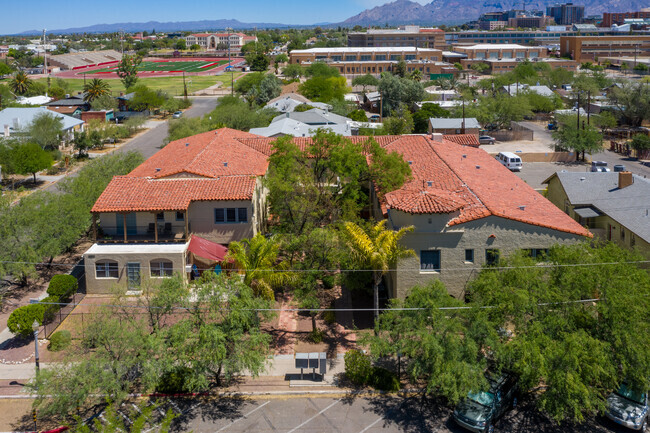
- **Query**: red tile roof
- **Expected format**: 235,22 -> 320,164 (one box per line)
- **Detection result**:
91,176 -> 256,213
381,135 -> 591,237
443,134 -> 480,147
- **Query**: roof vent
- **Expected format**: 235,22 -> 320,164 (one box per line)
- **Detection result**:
155,168 -> 161,172
519,205 -> 526,211
580,177 -> 586,181
408,161 -> 413,165
475,165 -> 480,169
426,181 -> 433,187
462,154 -> 467,158
185,142 -> 190,147
223,162 -> 228,167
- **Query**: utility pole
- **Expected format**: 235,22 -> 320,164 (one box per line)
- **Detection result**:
120,29 -> 124,55
461,98 -> 466,134
42,29 -> 48,84
587,90 -> 591,125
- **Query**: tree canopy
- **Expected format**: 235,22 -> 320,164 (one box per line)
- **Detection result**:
27,112 -> 63,150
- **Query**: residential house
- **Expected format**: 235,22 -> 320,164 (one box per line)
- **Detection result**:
249,117 -> 352,138
501,84 -> 555,97
543,171 -> 650,258
44,94 -> 90,117
371,134 -> 591,298
428,117 -> 481,136
0,107 -> 84,140
265,94 -> 331,113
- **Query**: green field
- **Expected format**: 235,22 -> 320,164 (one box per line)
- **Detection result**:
32,72 -> 243,96
90,60 -> 229,74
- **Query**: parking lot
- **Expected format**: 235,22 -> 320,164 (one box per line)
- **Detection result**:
100,395 -> 641,433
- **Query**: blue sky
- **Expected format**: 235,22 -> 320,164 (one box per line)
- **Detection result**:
3,0 -> 421,34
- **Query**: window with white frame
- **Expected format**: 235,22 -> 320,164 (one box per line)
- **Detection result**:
150,259 -> 173,277
96,260 -> 119,278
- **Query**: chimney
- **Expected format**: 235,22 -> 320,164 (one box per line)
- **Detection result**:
618,171 -> 633,189
65,93 -> 70,99
431,132 -> 443,142
3,124 -> 9,137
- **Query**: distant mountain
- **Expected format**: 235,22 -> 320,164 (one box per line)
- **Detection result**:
15,19 -> 292,35
342,0 -> 650,26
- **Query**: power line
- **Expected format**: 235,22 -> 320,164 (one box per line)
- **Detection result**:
0,259 -> 648,273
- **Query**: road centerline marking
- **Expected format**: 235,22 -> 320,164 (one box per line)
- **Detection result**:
286,399 -> 341,433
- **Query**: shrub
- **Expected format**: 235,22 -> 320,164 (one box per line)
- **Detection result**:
370,367 -> 400,391
40,296 -> 61,323
309,329 -> 324,343
7,304 -> 45,338
48,330 -> 71,351
46,274 -> 78,299
157,367 -> 192,394
344,349 -> 372,386
322,309 -> 336,325
322,275 -> 336,290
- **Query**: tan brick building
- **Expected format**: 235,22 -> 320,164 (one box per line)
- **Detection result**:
348,26 -> 446,50
560,35 -> 650,61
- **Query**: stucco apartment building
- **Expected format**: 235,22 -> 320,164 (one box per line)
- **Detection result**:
348,26 -> 446,50
560,35 -> 650,61
85,128 -> 589,298
544,171 -> 650,259
289,47 -> 456,78
371,134 -> 591,298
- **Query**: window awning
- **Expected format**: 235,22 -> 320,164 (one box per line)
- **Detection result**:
574,207 -> 601,218
188,235 -> 229,262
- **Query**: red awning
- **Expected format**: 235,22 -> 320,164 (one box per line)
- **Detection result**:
188,235 -> 229,262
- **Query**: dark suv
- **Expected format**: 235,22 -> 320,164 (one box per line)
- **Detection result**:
452,373 -> 518,433
605,383 -> 648,431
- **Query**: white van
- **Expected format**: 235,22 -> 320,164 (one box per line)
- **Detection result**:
496,152 -> 523,171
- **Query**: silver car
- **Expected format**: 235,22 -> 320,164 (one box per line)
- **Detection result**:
606,383 -> 648,431
172,111 -> 183,119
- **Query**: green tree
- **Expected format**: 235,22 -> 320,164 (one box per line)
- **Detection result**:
190,43 -> 200,52
348,109 -> 368,122
608,80 -> 650,127
343,220 -> 414,319
255,74 -> 282,105
116,53 -> 142,90
377,73 -> 425,115
408,68 -> 422,82
175,39 -> 187,50
273,53 -> 289,74
245,52 -> 270,72
9,71 -> 32,95
299,75 -> 349,102
304,62 -> 340,78
0,63 -> 13,76
630,133 -> 650,154
82,78 -> 110,102
27,112 -> 63,150
381,104 -> 414,135
552,114 -> 603,161
128,85 -> 165,112
352,73 -> 379,93
282,63 -> 304,80
393,59 -> 407,78
11,142 -> 53,183
90,93 -> 118,111
469,62 -> 490,74
413,103 -> 450,133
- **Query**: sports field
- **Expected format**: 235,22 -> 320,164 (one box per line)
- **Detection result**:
90,59 -> 229,74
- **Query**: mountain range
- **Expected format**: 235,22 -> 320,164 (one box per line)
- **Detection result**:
342,0 -> 650,26
14,0 -> 650,35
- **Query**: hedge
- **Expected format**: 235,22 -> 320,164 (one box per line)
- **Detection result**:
7,304 -> 45,338
47,274 -> 78,300
40,296 -> 61,323
49,330 -> 71,351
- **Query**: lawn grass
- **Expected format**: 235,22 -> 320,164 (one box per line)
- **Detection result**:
33,72 -> 242,96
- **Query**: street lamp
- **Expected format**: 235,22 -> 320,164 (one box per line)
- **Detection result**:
32,320 -> 40,372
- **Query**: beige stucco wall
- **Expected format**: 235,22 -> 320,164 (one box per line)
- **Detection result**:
83,249 -> 187,294
387,210 -> 585,299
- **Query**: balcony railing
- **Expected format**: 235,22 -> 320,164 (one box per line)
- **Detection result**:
97,232 -> 189,244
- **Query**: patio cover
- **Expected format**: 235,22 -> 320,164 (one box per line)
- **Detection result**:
573,207 -> 601,218
188,235 -> 228,262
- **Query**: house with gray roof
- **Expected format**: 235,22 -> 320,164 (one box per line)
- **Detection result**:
428,117 -> 481,136
265,95 -> 331,113
0,107 -> 85,141
271,108 -> 351,127
501,84 -> 555,98
250,117 -> 352,137
544,171 -> 650,258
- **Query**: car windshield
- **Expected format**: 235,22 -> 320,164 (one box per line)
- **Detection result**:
616,383 -> 647,405
468,391 -> 495,408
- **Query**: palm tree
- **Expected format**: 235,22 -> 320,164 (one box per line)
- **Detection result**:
409,69 -> 422,82
226,233 -> 293,299
83,78 -> 111,102
343,220 -> 415,320
9,71 -> 32,95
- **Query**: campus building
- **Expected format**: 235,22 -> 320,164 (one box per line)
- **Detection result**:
347,26 -> 446,50
546,3 -> 584,25
560,35 -> 650,61
601,10 -> 650,27
446,29 -> 612,46
289,47 -> 456,78
184,33 -> 256,51
85,128 -> 589,299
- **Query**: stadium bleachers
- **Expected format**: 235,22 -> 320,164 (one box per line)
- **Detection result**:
49,50 -> 123,71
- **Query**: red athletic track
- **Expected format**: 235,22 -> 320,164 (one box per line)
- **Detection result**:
53,57 -> 237,79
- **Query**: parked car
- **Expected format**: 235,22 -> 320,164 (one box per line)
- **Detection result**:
172,111 -> 183,119
605,383 -> 648,431
496,152 -> 523,171
591,161 -> 611,172
614,164 -> 627,172
453,373 -> 519,433
369,114 -> 381,123
479,135 -> 496,145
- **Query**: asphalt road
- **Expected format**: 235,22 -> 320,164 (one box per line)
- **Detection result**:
124,395 -> 638,433
41,97 -> 219,193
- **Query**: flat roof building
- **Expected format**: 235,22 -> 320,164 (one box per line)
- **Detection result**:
348,26 -> 446,50
560,35 -> 650,61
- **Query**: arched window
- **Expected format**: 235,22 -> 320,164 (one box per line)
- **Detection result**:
96,260 -> 119,278
150,259 -> 173,277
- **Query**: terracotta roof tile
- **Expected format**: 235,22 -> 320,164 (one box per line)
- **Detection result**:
91,176 -> 256,213
443,134 -> 480,147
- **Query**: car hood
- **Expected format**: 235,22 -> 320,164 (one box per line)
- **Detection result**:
456,399 -> 491,422
607,393 -> 646,419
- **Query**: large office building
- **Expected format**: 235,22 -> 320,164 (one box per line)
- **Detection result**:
560,35 -> 650,61
289,47 -> 456,78
546,3 -> 585,25
347,26 -> 446,50
446,29 -> 610,46
602,10 -> 650,27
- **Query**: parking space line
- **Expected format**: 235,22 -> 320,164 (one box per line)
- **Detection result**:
358,416 -> 384,433
215,400 -> 270,432
286,399 -> 341,433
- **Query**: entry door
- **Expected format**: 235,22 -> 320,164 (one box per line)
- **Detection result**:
126,263 -> 141,289
116,213 -> 138,236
